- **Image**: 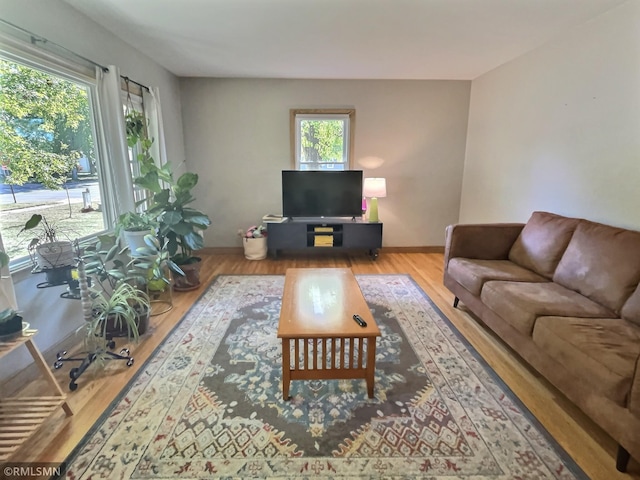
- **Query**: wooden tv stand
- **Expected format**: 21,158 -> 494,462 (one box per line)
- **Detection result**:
267,218 -> 382,259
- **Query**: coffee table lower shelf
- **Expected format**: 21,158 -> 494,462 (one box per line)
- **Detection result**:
281,336 -> 377,400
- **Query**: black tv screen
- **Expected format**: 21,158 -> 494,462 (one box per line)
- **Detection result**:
282,170 -> 363,218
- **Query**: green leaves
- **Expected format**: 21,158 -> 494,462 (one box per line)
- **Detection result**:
300,119 -> 345,163
176,172 -> 198,190
125,99 -> 210,265
0,59 -> 93,189
22,214 -> 43,231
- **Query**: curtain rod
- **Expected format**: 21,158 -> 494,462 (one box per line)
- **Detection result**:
0,18 -> 108,71
122,76 -> 150,93
0,18 -> 150,92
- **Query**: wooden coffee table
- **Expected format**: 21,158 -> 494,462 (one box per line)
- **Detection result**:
277,268 -> 381,400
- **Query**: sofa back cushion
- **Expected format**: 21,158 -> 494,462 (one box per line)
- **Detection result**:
621,284 -> 640,327
508,211 -> 579,278
554,220 -> 640,314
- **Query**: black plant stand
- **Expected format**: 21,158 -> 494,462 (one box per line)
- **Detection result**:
53,339 -> 134,391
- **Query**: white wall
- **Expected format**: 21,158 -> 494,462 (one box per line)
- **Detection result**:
460,0 -> 640,229
180,79 -> 471,247
0,0 -> 186,381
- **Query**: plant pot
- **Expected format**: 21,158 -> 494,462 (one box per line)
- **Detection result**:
103,306 -> 150,338
0,314 -> 23,341
36,241 -> 75,269
123,229 -> 153,257
173,258 -> 202,291
43,265 -> 74,286
243,237 -> 267,260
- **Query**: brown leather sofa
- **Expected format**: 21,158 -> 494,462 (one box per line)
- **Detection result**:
443,211 -> 640,472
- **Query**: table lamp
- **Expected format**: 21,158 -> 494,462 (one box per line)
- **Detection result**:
363,177 -> 386,223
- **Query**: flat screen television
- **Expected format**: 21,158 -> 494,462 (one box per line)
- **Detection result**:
282,170 -> 363,218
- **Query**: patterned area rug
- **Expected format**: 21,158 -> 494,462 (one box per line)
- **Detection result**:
64,274 -> 587,479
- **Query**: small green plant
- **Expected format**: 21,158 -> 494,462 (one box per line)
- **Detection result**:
130,234 -> 184,292
83,234 -> 145,291
20,213 -> 61,245
0,308 -> 18,324
86,282 -> 149,344
116,211 -> 157,234
0,308 -> 22,338
19,213 -> 76,268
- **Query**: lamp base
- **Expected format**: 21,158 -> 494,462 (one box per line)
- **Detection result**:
368,197 -> 379,223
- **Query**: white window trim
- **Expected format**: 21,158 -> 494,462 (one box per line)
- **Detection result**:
290,109 -> 355,170
0,40 -> 127,272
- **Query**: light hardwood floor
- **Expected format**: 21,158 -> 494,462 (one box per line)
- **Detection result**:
4,251 -> 638,479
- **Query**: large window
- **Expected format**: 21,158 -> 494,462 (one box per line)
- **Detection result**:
0,57 -> 107,266
290,109 -> 355,170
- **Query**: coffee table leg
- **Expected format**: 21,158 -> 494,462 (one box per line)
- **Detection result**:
282,338 -> 291,400
366,337 -> 376,398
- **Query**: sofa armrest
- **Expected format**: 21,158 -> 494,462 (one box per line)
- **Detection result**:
444,223 -> 525,268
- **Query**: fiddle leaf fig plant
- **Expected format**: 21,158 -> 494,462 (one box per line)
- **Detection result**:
126,112 -> 211,266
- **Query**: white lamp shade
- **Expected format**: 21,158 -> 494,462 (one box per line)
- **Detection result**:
363,178 -> 387,198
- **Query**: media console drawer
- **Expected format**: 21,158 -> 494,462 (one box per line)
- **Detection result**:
267,219 -> 382,259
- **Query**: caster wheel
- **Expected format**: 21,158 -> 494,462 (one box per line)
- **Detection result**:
70,367 -> 79,380
69,381 -> 78,391
108,340 -> 116,350
54,361 -> 63,369
56,350 -> 67,360
120,348 -> 130,356
126,358 -> 134,367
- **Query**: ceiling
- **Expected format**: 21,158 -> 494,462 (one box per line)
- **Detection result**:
63,0 -> 627,80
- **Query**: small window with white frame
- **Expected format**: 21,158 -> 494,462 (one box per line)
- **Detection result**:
291,109 -> 355,170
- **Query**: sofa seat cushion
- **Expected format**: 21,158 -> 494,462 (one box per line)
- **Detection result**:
508,211 -> 579,279
533,317 -> 640,405
481,281 -> 615,336
447,258 -> 548,296
553,219 -> 640,314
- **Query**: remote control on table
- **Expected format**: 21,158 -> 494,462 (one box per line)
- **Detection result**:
352,314 -> 367,327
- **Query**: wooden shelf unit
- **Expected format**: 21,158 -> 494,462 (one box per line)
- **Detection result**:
0,331 -> 73,461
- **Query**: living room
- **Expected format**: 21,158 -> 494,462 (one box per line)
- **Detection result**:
0,0 -> 638,479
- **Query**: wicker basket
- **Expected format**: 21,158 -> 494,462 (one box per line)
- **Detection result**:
243,237 -> 267,260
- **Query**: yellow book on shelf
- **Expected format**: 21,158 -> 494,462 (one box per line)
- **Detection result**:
314,226 -> 333,233
314,236 -> 334,247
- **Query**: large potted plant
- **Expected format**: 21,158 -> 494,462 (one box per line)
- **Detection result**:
126,110 -> 211,290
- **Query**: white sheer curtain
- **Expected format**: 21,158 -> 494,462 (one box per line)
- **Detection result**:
0,234 -> 18,311
96,65 -> 136,216
143,86 -> 169,169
